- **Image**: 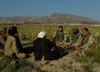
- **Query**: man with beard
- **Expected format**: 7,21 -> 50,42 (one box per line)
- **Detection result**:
65,26 -> 82,50
4,26 -> 26,59
0,27 -> 7,51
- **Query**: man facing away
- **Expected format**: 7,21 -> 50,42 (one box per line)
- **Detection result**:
51,26 -> 67,48
33,31 -> 61,61
0,27 -> 7,52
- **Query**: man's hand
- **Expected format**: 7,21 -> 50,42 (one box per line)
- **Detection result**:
76,45 -> 81,51
67,45 -> 72,49
51,36 -> 56,42
59,42 -> 63,45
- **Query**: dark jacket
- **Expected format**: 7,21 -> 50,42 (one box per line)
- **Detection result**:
15,36 -> 23,52
33,38 -> 60,60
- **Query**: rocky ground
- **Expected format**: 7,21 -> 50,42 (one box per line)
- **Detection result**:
25,52 -> 100,72
1,40 -> 99,72
20,40 -> 100,72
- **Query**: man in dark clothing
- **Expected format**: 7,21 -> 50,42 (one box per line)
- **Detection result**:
33,31 -> 61,61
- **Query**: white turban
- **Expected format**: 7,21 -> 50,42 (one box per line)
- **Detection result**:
37,31 -> 46,38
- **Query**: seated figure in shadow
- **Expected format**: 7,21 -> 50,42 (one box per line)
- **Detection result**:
33,31 -> 61,61
4,26 -> 26,59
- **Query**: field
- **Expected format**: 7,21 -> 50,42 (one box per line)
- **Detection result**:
1,24 -> 100,42
0,24 -> 100,72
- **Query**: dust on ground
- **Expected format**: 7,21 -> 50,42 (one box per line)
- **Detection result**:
20,40 -> 100,72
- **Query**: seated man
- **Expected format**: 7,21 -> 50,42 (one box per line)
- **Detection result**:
51,26 -> 67,48
4,26 -> 26,59
65,26 -> 82,50
33,31 -> 61,61
76,28 -> 98,51
0,27 -> 7,52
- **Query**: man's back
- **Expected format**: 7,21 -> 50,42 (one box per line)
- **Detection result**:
33,38 -> 56,60
4,36 -> 19,56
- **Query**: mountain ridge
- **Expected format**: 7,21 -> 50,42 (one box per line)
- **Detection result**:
0,13 -> 99,24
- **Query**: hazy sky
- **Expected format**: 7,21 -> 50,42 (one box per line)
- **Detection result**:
0,0 -> 100,21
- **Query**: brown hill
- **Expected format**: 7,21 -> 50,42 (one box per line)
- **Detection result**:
0,13 -> 99,24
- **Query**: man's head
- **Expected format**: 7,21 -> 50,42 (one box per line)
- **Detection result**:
8,26 -> 18,36
82,28 -> 89,36
37,31 -> 46,38
72,26 -> 79,34
58,26 -> 63,32
0,27 -> 7,35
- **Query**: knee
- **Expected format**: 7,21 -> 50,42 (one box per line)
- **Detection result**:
16,53 -> 26,59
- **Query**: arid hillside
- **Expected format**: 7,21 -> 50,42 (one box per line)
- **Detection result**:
0,13 -> 99,24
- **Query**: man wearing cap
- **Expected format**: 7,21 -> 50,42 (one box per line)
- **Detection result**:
65,26 -> 82,50
4,26 -> 26,59
33,31 -> 61,61
0,27 -> 7,51
51,26 -> 67,48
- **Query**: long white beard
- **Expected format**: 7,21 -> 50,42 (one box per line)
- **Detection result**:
3,33 -> 6,36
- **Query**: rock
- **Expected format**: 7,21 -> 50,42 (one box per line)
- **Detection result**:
71,62 -> 84,72
93,62 -> 100,72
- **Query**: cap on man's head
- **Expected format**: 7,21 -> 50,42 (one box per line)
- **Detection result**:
37,31 -> 46,38
72,26 -> 79,31
0,27 -> 7,32
8,26 -> 18,35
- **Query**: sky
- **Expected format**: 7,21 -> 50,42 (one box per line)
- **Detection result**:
0,0 -> 100,21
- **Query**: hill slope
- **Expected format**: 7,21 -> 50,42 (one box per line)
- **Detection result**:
0,13 -> 99,24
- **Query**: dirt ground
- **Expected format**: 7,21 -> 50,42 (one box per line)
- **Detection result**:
21,40 -> 100,72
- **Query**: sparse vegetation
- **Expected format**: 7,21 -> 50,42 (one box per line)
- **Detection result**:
0,24 -> 100,72
61,63 -> 67,70
50,64 -> 54,66
82,64 -> 93,72
0,53 -> 30,72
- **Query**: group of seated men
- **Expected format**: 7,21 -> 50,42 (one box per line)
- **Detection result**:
0,26 -> 98,60
0,26 -> 26,59
52,26 -> 98,50
33,26 -> 98,60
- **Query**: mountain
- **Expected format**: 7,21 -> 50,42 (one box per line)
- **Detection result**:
0,16 -> 32,24
0,13 -> 99,24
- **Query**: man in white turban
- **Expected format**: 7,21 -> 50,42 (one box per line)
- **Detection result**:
0,27 -> 7,53
37,31 -> 46,38
33,31 -> 61,61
